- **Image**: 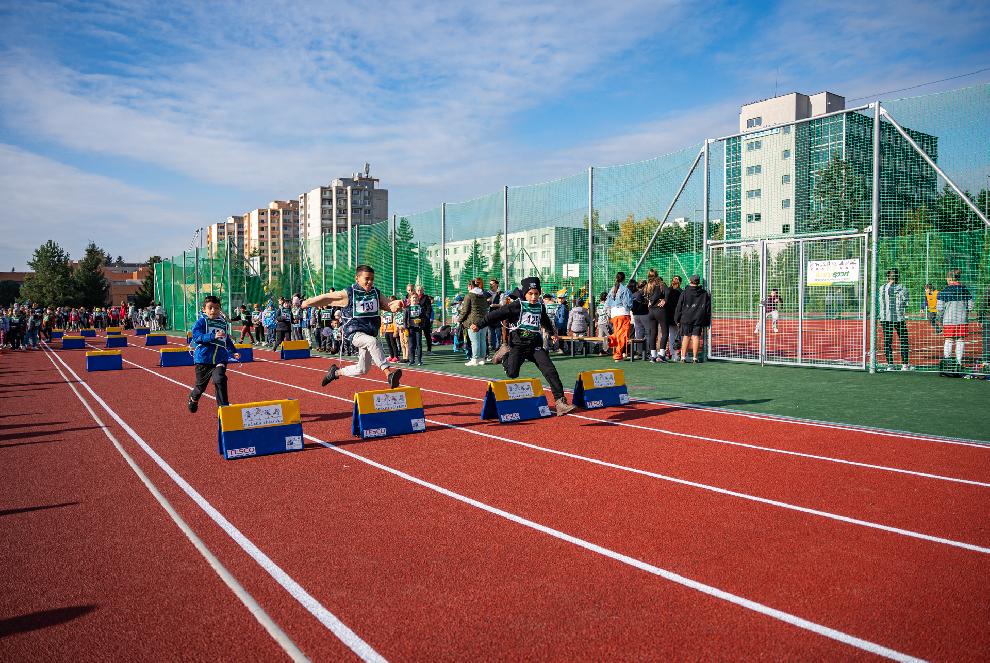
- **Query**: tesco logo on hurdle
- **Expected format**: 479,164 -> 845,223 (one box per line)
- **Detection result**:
586,400 -> 604,409
364,427 -> 388,438
500,412 -> 521,422
227,446 -> 257,458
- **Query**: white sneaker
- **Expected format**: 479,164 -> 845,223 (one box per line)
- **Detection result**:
900,364 -> 912,371
476,358 -> 485,365
465,359 -> 477,366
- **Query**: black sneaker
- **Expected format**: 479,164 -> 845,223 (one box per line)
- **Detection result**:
387,368 -> 402,389
321,364 -> 339,387
187,397 -> 198,413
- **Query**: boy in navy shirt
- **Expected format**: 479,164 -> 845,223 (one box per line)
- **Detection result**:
188,295 -> 240,412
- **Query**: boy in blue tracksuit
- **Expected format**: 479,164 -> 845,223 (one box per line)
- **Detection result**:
188,295 -> 240,412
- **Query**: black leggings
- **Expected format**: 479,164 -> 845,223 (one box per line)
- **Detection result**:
408,329 -> 422,363
190,363 -> 229,407
880,321 -> 909,364
502,345 -> 564,399
274,328 -> 291,350
647,307 -> 664,353
385,332 -> 399,358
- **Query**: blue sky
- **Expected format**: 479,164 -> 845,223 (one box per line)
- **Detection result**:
0,0 -> 988,270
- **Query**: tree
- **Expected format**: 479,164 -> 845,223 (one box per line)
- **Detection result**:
74,242 -> 112,307
460,240 -> 489,289
115,255 -> 125,266
0,280 -> 20,307
21,240 -> 75,306
488,232 -> 504,283
933,184 -> 985,233
134,256 -> 161,307
811,155 -> 868,233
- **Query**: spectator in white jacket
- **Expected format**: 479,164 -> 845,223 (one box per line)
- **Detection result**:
878,268 -> 910,370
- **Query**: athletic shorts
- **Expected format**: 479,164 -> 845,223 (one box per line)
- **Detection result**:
942,324 -> 968,338
680,323 -> 704,337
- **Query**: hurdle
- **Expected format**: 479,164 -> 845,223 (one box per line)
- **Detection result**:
234,343 -> 253,362
572,369 -> 630,410
352,386 -> 426,439
145,333 -> 167,346
159,347 -> 195,367
106,335 -> 128,349
279,340 -> 311,360
481,378 -> 552,423
86,350 -> 123,372
60,335 -> 86,350
218,400 -> 305,460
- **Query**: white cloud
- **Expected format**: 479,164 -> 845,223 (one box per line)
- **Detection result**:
0,144 -> 188,270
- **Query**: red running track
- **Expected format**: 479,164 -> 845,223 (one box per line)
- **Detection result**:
3,336 -> 988,661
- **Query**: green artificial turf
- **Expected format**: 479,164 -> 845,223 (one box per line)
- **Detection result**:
168,333 -> 988,442
378,347 -> 990,442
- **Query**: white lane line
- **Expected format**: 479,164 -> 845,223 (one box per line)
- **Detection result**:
47,344 -> 386,663
41,347 -> 309,662
250,355 -> 990,489
117,348 -> 990,557
104,346 -> 926,661
297,350 -> 986,447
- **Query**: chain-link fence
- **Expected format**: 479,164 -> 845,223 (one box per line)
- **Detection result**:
155,84 -> 989,375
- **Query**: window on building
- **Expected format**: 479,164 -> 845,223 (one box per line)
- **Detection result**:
782,199 -> 791,209
746,165 -> 762,175
783,125 -> 791,134
541,234 -> 548,244
782,224 -> 791,234
746,189 -> 762,199
746,140 -> 762,151
746,117 -> 763,129
781,174 -> 791,184
444,249 -> 449,256
745,213 -> 763,223
541,250 -> 549,259
454,261 -> 459,268
529,236 -> 536,245
782,149 -> 791,159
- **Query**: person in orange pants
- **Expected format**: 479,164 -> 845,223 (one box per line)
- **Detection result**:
605,271 -> 633,361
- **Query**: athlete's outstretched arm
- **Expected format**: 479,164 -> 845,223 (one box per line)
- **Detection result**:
303,291 -> 348,308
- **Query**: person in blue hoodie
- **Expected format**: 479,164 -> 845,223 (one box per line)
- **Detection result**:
188,295 -> 240,412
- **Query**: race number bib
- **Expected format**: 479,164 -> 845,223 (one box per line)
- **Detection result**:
353,291 -> 379,317
206,318 -> 228,339
517,303 -> 542,333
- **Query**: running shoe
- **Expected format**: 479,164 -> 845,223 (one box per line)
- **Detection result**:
321,364 -> 339,387
388,368 -> 402,388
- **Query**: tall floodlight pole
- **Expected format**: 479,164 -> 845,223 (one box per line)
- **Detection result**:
702,139 -> 710,359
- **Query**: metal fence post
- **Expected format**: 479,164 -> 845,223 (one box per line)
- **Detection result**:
440,203 -> 447,326
391,214 -> 397,295
868,100 -> 881,374
587,166 -> 595,323
181,251 -> 188,331
347,185 -> 353,268
225,240 -> 232,313
702,141 -> 710,359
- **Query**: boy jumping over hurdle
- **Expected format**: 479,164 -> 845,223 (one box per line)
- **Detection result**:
188,295 -> 240,412
471,276 -> 576,416
302,265 -> 405,389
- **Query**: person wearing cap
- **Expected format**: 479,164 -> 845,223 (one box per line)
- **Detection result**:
470,276 -> 576,416
674,274 -> 711,363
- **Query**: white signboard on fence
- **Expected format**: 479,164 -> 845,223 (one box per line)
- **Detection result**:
806,259 -> 860,286
562,263 -> 580,278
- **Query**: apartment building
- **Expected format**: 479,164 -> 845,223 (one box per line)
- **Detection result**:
207,215 -> 245,257
299,164 -> 389,268
725,91 -> 937,240
240,201 -> 300,279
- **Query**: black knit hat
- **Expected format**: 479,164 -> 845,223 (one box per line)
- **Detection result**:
520,276 -> 541,293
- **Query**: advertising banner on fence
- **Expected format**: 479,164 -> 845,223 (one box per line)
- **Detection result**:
806,259 -> 860,286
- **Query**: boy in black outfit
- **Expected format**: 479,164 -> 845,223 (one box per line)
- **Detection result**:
471,276 -> 575,415
188,295 -> 240,412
